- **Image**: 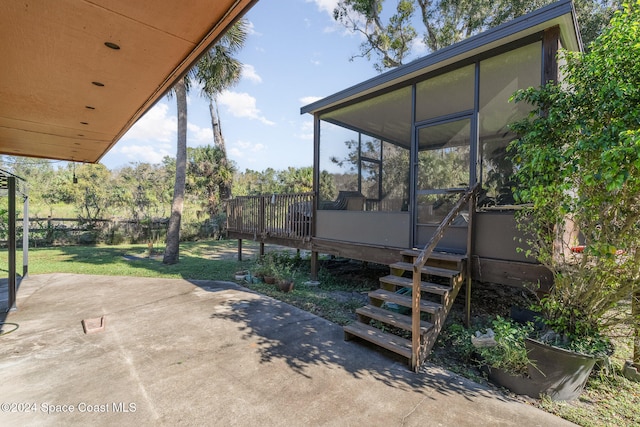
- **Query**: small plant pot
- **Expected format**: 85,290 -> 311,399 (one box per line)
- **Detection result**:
277,280 -> 294,293
623,360 -> 640,382
264,276 -> 276,284
234,270 -> 249,280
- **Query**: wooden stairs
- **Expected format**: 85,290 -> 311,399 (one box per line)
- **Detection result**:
344,249 -> 466,366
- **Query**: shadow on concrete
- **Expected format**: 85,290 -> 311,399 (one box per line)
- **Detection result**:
208,291 -> 512,404
10,243 -> 516,403
0,276 -> 23,324
2,244 -> 521,407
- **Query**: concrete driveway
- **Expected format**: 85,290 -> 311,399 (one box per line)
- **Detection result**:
0,274 -> 574,426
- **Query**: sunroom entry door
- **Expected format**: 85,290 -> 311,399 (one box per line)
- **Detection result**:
414,117 -> 471,253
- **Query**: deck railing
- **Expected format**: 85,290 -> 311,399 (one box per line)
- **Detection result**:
411,184 -> 479,370
227,192 -> 315,241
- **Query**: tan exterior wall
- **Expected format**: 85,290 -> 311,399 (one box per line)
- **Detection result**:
316,209 -> 533,263
316,211 -> 410,248
474,211 -> 533,263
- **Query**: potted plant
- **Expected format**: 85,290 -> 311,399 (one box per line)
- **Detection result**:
473,317 -> 535,392
254,253 -> 278,284
273,263 -> 296,293
506,3 -> 640,396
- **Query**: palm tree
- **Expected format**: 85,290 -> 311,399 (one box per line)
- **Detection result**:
197,20 -> 247,199
163,20 -> 248,264
187,144 -> 236,219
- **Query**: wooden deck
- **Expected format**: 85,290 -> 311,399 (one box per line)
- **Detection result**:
227,192 -> 314,250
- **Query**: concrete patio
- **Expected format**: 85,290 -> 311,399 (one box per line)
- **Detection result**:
0,274 -> 575,426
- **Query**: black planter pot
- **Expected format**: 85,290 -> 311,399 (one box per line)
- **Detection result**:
510,306 -> 545,330
525,338 -> 596,401
485,338 -> 596,401
484,366 -> 544,398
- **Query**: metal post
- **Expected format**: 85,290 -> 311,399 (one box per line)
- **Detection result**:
23,194 -> 29,277
7,177 -> 16,311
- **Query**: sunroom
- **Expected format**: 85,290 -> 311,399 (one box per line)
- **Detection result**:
299,0 -> 581,287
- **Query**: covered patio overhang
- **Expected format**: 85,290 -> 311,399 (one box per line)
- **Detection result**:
0,0 -> 257,163
0,0 -> 258,313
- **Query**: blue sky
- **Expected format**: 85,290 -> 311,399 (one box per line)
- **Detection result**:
101,0 -> 415,173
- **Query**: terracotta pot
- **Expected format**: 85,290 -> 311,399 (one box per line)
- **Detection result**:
277,280 -> 294,293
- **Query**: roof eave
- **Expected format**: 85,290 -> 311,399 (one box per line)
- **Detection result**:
301,0 -> 581,116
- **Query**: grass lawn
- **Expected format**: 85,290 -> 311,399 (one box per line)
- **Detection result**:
2,240 -> 248,280
2,239 -> 638,426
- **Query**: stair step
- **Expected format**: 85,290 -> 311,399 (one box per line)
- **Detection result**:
356,304 -> 433,334
401,249 -> 467,264
379,275 -> 451,296
390,262 -> 461,279
344,322 -> 412,359
369,289 -> 442,314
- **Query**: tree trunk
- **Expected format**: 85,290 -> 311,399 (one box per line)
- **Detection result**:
163,78 -> 188,264
209,98 -> 232,200
210,98 -> 225,154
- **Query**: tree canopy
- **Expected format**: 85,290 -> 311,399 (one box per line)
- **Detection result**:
334,0 -> 618,71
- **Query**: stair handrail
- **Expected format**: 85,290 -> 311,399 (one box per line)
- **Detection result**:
411,183 -> 479,370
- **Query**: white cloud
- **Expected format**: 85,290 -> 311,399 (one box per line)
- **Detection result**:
308,0 -> 349,35
300,96 -> 322,105
230,140 -> 266,156
296,120 -> 314,141
218,90 -> 275,125
117,144 -> 172,165
245,20 -> 259,36
410,37 -> 428,58
187,123 -> 213,145
229,140 -> 267,167
116,100 -> 216,165
242,64 -> 262,84
308,0 -> 339,16
122,102 -> 176,143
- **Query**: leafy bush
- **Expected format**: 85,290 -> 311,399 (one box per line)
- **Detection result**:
510,1 -> 640,360
477,316 -> 534,376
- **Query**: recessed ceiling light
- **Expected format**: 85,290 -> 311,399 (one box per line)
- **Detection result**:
104,42 -> 120,50
85,106 -> 95,110
92,81 -> 104,87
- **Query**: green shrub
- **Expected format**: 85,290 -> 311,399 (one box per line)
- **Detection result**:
477,316 -> 534,376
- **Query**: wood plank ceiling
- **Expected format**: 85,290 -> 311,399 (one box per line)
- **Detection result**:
0,0 -> 257,163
